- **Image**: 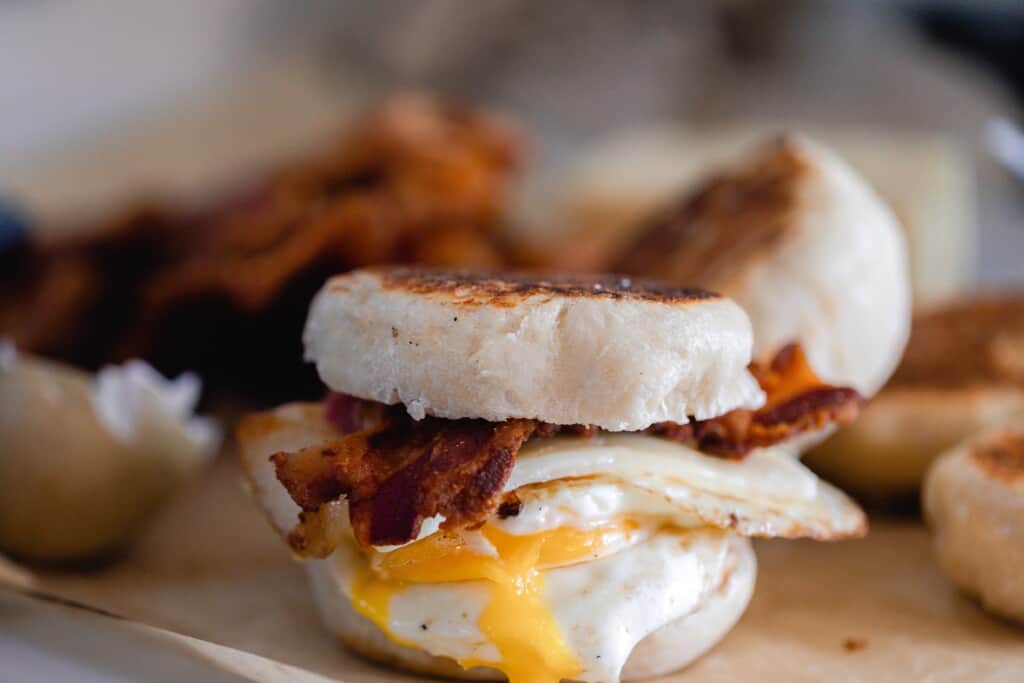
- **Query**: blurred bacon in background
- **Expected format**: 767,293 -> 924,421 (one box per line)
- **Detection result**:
0,96 -> 523,400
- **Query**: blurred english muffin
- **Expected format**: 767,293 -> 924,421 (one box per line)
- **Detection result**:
615,135 -> 911,399
807,294 -> 1024,501
924,427 -> 1024,623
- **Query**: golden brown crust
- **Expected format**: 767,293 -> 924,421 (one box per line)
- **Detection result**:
970,430 -> 1024,484
889,294 -> 1024,390
614,136 -> 809,286
357,266 -> 720,308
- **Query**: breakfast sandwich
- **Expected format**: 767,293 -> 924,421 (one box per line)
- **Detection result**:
809,294 -> 1024,501
238,267 -> 867,682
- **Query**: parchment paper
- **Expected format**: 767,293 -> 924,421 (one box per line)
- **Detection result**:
6,451 -> 1021,683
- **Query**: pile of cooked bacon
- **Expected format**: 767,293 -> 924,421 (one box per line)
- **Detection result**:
0,96 -> 522,397
271,344 -> 862,556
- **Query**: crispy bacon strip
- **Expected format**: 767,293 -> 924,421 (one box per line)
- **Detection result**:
272,344 -> 861,554
651,344 -> 863,457
272,406 -> 538,554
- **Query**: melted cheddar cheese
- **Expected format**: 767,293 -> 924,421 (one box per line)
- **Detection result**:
350,521 -> 639,683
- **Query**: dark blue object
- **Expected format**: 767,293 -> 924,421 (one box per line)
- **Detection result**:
0,198 -> 31,254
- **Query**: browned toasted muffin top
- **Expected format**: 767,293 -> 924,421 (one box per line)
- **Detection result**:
970,429 -> 1024,484
335,266 -> 720,308
889,295 -> 1024,390
614,136 -> 809,287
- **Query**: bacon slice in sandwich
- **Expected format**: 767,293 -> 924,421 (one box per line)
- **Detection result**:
653,344 -> 863,458
269,343 -> 862,556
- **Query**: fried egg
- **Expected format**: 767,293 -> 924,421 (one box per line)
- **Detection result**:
497,433 -> 864,540
307,525 -> 754,683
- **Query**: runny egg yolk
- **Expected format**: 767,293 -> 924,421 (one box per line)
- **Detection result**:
350,521 -> 639,683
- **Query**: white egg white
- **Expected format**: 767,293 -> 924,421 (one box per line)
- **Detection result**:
307,527 -> 753,683
495,433 -> 865,540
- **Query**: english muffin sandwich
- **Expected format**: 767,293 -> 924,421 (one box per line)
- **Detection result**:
808,294 -> 1024,501
238,267 -> 867,683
